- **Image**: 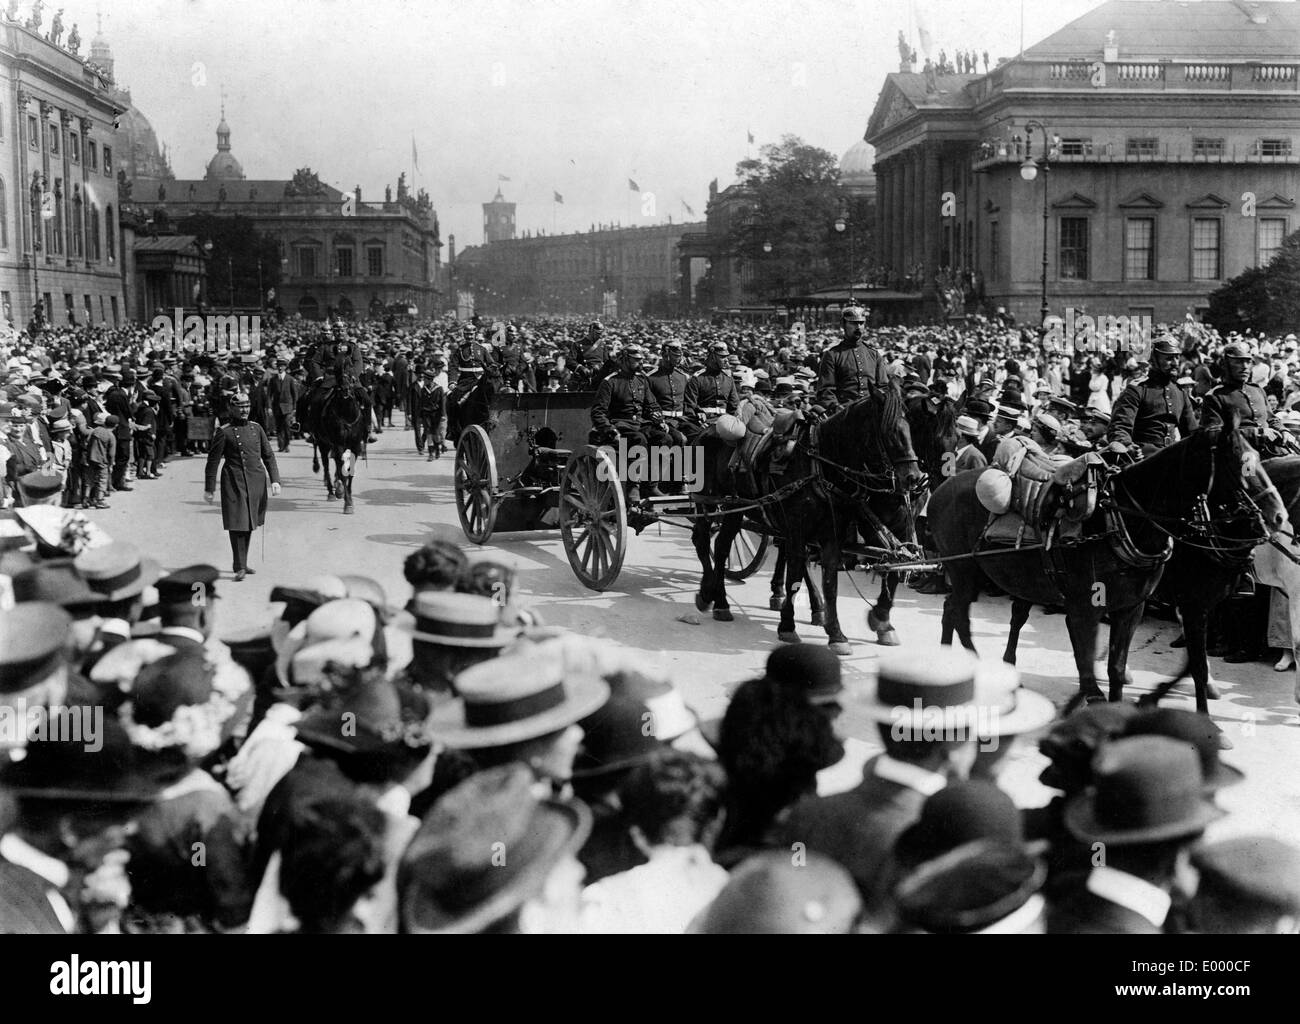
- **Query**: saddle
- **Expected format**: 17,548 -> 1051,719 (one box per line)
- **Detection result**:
979,436 -> 1105,547
730,405 -> 801,478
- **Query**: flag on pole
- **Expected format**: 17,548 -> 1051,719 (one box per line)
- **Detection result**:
682,199 -> 695,216
747,129 -> 754,144
628,178 -> 640,192
553,191 -> 564,204
412,137 -> 420,172
499,174 -> 511,182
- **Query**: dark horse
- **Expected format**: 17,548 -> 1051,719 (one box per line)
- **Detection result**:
693,386 -> 922,654
928,415 -> 1286,709
1138,451 -> 1300,716
308,366 -> 370,515
762,389 -> 958,631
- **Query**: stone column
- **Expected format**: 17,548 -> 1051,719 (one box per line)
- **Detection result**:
922,143 -> 941,286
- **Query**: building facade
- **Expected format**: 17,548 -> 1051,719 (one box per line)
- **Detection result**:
0,18 -> 127,330
866,0 -> 1300,326
455,206 -> 703,316
483,187 -> 515,243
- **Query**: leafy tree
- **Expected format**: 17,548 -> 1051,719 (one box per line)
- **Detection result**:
727,135 -> 872,301
175,213 -> 281,310
1205,229 -> 1300,335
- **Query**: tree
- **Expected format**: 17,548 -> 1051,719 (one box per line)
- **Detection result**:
175,213 -> 281,310
1205,229 -> 1300,335
727,135 -> 863,301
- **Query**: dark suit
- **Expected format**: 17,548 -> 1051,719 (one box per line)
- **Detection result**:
265,373 -> 300,450
103,384 -> 134,488
777,755 -> 937,924
954,442 -> 988,472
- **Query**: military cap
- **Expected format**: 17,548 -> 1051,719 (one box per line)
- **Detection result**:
965,397 -> 995,418
1191,837 -> 1300,915
155,564 -> 221,606
708,340 -> 730,354
0,401 -> 28,421
841,306 -> 867,323
1150,337 -> 1180,356
0,602 -> 72,693
17,471 -> 63,504
1222,342 -> 1252,361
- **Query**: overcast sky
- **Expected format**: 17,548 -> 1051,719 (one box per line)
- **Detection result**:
58,0 -> 1102,248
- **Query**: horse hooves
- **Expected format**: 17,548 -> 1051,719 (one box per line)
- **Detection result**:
829,641 -> 853,657
810,611 -> 825,627
694,593 -> 713,613
866,609 -> 885,632
343,506 -> 355,515
1205,681 -> 1222,701
713,608 -> 734,622
1136,692 -> 1160,709
326,492 -> 336,501
777,631 -> 801,644
876,629 -> 900,647
769,595 -> 783,611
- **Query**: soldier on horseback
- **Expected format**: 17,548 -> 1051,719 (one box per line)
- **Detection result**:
815,306 -> 889,412
301,323 -> 377,444
1201,341 -> 1292,458
446,324 -> 498,442
1108,337 -> 1199,457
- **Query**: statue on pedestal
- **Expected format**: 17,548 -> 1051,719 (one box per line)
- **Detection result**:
67,22 -> 79,54
49,7 -> 63,45
5,1 -> 20,23
27,0 -> 43,32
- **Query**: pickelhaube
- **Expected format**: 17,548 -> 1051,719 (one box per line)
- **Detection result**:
842,306 -> 867,323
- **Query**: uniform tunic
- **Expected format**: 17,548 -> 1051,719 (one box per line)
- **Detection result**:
1107,375 -> 1198,451
647,367 -> 691,417
592,372 -> 662,432
816,340 -> 889,407
205,420 -> 281,532
1200,381 -> 1270,434
683,370 -> 739,426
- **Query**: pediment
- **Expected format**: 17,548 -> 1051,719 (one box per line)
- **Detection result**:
1051,192 -> 1096,210
1118,191 -> 1164,210
1185,193 -> 1230,210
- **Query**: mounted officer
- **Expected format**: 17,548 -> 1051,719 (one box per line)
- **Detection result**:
302,323 -> 375,443
1107,337 -> 1199,456
1200,341 -> 1291,458
815,305 -> 889,411
683,340 -> 740,443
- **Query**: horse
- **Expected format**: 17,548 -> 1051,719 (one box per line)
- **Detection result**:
692,386 -> 922,654
309,365 -> 370,515
761,389 -> 957,627
928,415 -> 1287,711
1140,452 -> 1300,714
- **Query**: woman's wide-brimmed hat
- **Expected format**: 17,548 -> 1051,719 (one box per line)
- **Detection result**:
432,646 -> 609,750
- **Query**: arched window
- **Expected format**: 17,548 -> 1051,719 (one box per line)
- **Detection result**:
106,205 -> 115,259
0,177 -> 7,249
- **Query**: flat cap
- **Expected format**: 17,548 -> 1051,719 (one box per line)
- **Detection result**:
155,564 -> 220,606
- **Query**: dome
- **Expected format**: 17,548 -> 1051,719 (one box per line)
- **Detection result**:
205,151 -> 245,181
840,139 -> 877,198
117,101 -> 171,182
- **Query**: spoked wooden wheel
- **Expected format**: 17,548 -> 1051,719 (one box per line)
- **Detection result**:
560,445 -> 627,591
455,424 -> 498,544
724,527 -> 769,581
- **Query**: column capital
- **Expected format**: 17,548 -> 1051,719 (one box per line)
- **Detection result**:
79,116 -> 93,135
38,100 -> 54,118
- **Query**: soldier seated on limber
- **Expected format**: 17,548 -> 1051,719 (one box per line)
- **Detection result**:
302,325 -> 377,444
590,343 -> 671,502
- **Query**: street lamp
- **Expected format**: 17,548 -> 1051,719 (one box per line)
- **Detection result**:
762,240 -> 773,254
202,240 -> 214,312
834,214 -> 855,301
1018,120 -> 1058,337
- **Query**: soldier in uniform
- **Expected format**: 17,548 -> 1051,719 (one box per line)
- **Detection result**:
647,339 -> 690,446
1107,337 -> 1199,456
302,325 -> 376,443
683,341 -> 740,443
204,392 -> 282,582
815,306 -> 889,411
591,344 -> 669,502
1200,341 -> 1289,457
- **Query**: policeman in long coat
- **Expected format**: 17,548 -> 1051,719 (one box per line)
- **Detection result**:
1107,338 -> 1198,456
204,392 -> 281,581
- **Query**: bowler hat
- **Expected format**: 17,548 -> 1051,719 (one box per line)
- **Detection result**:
894,839 -> 1047,934
690,850 -> 861,934
1064,736 -> 1225,845
765,645 -> 843,704
1123,707 -> 1244,791
1191,836 -> 1300,915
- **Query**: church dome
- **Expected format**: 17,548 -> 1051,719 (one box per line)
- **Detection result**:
840,140 -> 876,184
204,112 -> 245,181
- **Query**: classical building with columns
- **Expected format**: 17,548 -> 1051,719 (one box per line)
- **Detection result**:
0,17 -> 127,330
867,0 -> 1300,326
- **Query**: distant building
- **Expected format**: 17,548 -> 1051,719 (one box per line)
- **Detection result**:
866,0 -> 1300,325
455,194 -> 702,315
0,18 -> 128,329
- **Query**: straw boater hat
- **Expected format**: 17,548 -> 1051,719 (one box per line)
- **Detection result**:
858,647 -> 983,733
431,646 -> 609,750
73,540 -> 161,602
400,591 -> 516,648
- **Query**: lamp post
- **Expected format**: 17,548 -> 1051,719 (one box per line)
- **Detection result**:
834,212 -> 855,301
227,254 -> 235,314
1017,120 -> 1059,337
202,240 -> 214,312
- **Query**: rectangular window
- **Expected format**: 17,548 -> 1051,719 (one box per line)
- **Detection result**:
1,293 -> 11,325
1259,138 -> 1293,157
1126,137 -> 1158,157
336,247 -> 354,277
1192,218 -> 1222,280
1059,138 -> 1091,156
297,247 -> 317,278
100,295 -> 106,324
70,134 -> 79,163
84,295 -> 92,320
64,292 -> 74,322
49,124 -> 59,156
1059,217 -> 1090,280
990,221 -> 999,271
103,146 -> 112,174
43,293 -> 52,318
1259,218 -> 1287,266
366,246 -> 383,276
110,296 -> 118,326
1193,137 -> 1224,157
1125,218 -> 1155,280
28,116 -> 38,149
88,140 -> 97,170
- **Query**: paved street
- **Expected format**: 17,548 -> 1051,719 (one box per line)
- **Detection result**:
98,425 -> 1300,843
